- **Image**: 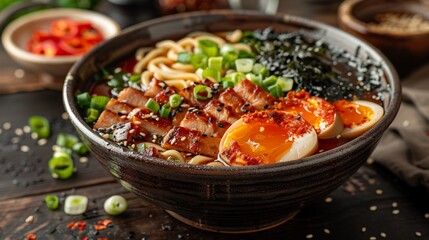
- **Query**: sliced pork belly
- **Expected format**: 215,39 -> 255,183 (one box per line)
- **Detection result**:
94,110 -> 127,129
203,99 -> 239,124
129,108 -> 173,136
105,98 -> 134,115
162,126 -> 220,157
233,79 -> 275,110
218,88 -> 254,115
117,87 -> 149,108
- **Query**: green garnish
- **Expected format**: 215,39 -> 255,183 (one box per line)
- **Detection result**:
177,52 -> 192,64
48,153 -> 74,180
169,94 -> 181,108
159,104 -> 172,119
145,98 -> 160,113
28,116 -> 50,138
45,195 -> 59,210
198,39 -> 219,57
86,108 -> 99,124
193,85 -> 212,100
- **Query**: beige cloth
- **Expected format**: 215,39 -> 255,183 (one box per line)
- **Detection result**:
371,64 -> 429,190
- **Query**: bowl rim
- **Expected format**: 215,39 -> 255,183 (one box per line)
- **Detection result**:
1,8 -> 121,64
64,10 -> 401,176
338,0 -> 429,38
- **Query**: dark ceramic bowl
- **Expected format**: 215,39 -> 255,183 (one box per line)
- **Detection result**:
63,10 -> 401,233
338,0 -> 429,77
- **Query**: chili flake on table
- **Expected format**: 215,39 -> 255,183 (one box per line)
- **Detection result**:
27,18 -> 104,57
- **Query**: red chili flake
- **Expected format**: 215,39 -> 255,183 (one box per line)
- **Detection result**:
66,222 -> 75,229
97,238 -> 109,240
94,225 -> 107,231
27,233 -> 37,240
98,219 -> 112,226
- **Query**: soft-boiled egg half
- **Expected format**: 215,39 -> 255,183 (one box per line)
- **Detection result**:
278,90 -> 344,139
219,110 -> 318,166
333,100 -> 384,138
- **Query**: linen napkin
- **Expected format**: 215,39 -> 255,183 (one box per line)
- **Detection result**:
371,64 -> 429,191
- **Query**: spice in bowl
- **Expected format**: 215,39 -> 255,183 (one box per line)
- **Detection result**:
368,12 -> 429,33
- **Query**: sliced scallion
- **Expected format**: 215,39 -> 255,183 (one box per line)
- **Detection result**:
56,133 -> 79,149
28,115 -> 50,138
129,74 -> 141,83
220,43 -> 237,55
145,98 -> 160,113
76,92 -> 91,109
198,39 -> 219,57
90,96 -> 110,111
277,77 -> 294,92
235,58 -> 254,73
208,56 -> 223,71
222,80 -> 235,89
193,85 -> 212,100
169,94 -> 181,108
159,104 -> 172,119
86,108 -> 99,123
268,84 -> 283,98
262,75 -> 277,88
177,52 -> 192,64
45,195 -> 59,210
72,142 -> 89,155
191,53 -> 208,69
137,143 -> 146,153
202,68 -> 221,82
48,154 -> 74,180
64,195 -> 88,215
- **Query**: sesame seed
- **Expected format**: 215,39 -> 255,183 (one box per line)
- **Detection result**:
424,213 -> 429,219
324,228 -> 331,234
20,145 -> 30,152
380,232 -> 387,238
415,232 -> 422,237
392,202 -> 398,208
23,126 -> 31,133
306,234 -> 313,239
392,209 -> 400,215
369,205 -> 378,211
375,189 -> 383,195
135,121 -> 142,125
37,139 -> 47,146
367,158 -> 374,165
103,134 -> 110,139
15,68 -> 25,78
129,129 -> 135,134
52,145 -> 61,152
402,120 -> 410,127
3,122 -> 11,130
120,115 -> 127,119
171,138 -> 177,145
362,227 -> 367,232
180,137 -> 186,141
336,134 -> 341,139
31,132 -> 38,139
61,112 -> 69,120
140,132 -> 146,137
11,137 -> 20,144
15,128 -> 23,136
325,197 -> 333,203
259,127 -> 265,132
369,236 -> 377,240
79,157 -> 88,163
25,215 -> 34,223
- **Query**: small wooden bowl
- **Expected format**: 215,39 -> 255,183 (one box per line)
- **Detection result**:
1,7 -> 120,77
338,0 -> 429,77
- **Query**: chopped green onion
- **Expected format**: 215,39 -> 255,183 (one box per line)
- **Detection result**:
45,195 -> 59,210
90,96 -> 110,111
238,50 -> 254,58
222,80 -> 235,89
56,133 -> 79,149
76,92 -> 91,109
64,195 -> 88,215
129,74 -> 141,83
53,147 -> 72,157
277,77 -> 294,92
145,98 -> 160,113
268,84 -> 283,98
252,63 -> 269,77
48,154 -> 74,180
202,68 -> 221,82
136,143 -> 146,153
223,51 -> 238,68
191,53 -> 208,69
72,142 -> 89,155
28,116 -> 50,138
86,108 -> 99,123
104,195 -> 127,215
177,52 -> 192,64
198,39 -> 219,57
235,58 -> 254,73
263,75 -> 277,87
169,94 -> 181,108
220,43 -> 237,55
195,68 -> 204,79
208,56 -> 223,71
246,73 -> 263,86
230,72 -> 246,83
193,85 -> 212,100
159,104 -> 172,118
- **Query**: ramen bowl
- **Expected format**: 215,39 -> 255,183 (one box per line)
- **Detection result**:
63,10 -> 401,233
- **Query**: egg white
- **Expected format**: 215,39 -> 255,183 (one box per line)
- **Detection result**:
340,100 -> 384,138
318,112 -> 344,139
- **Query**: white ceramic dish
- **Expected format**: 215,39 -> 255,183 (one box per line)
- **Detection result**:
1,8 -> 120,76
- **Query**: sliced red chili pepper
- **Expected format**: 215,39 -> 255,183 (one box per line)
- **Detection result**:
58,38 -> 91,55
50,19 -> 79,38
80,28 -> 103,44
29,40 -> 62,57
94,224 -> 107,231
27,233 -> 37,240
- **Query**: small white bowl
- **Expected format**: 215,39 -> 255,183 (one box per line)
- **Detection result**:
1,8 -> 120,76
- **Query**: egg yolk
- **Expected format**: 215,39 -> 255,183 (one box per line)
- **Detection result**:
333,100 -> 374,128
222,122 -> 293,165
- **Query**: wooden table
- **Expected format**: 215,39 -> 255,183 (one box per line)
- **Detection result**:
1,1 -> 429,239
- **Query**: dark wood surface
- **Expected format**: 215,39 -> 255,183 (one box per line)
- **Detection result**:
1,1 -> 429,239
